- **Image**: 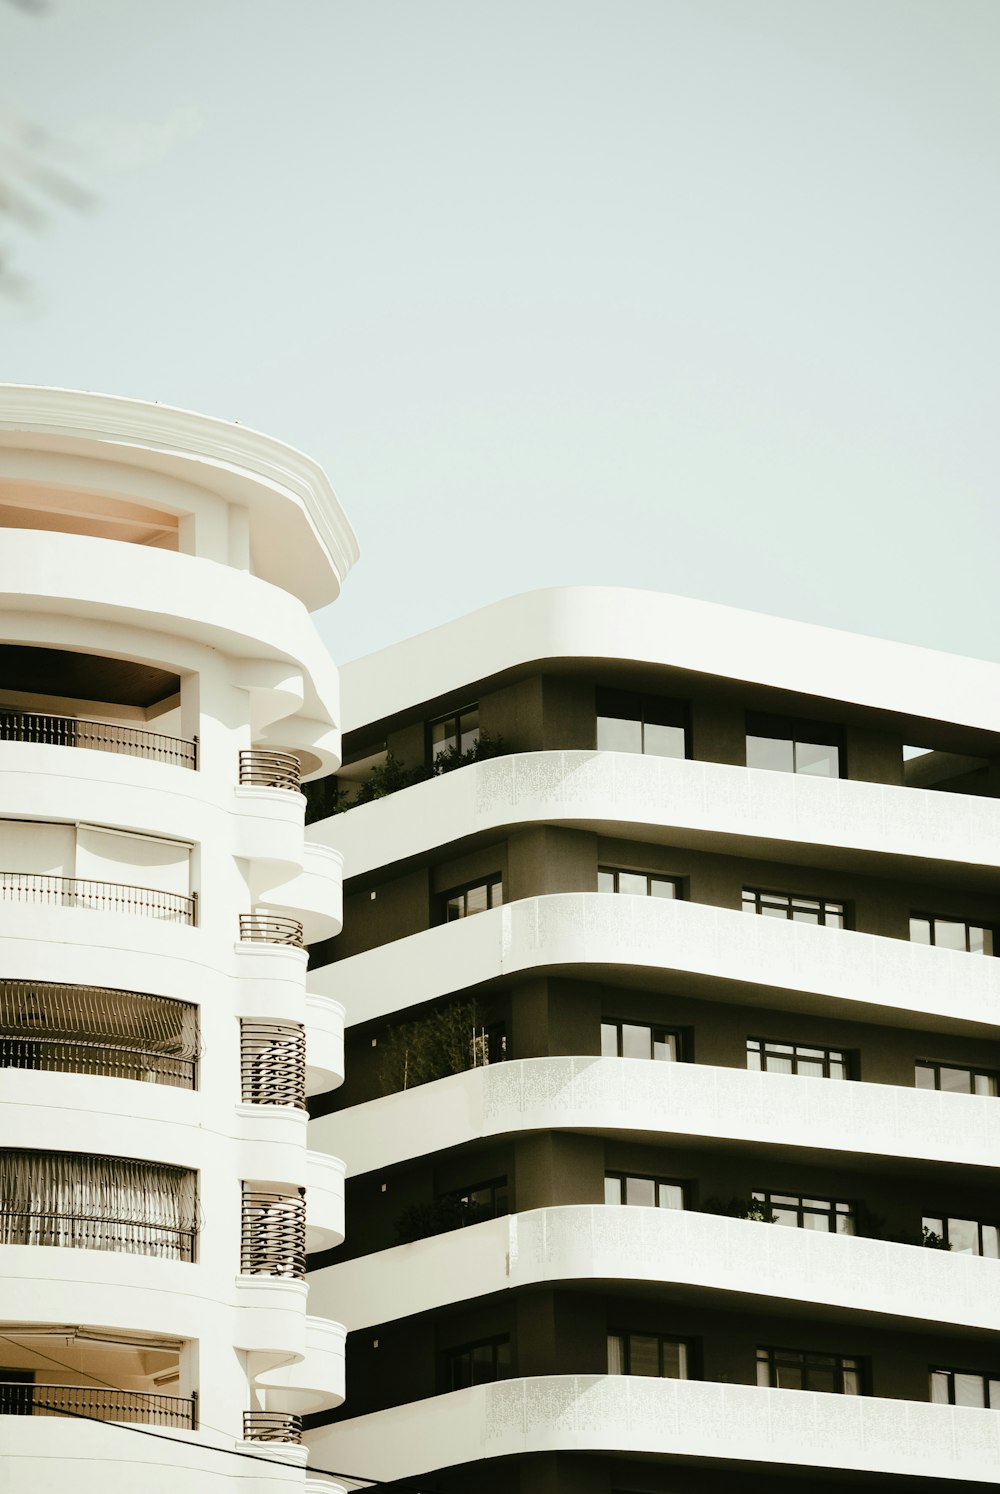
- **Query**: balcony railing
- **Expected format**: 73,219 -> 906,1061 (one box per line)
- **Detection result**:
1,1209 -> 196,1260
0,980 -> 198,1088
0,873 -> 196,924
242,1409 -> 303,1444
238,912 -> 304,947
0,711 -> 197,769
0,1382 -> 196,1427
240,1020 -> 306,1108
239,749 -> 301,792
241,1188 -> 306,1279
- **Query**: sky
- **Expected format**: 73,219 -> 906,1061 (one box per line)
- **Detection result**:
2,0 -> 998,665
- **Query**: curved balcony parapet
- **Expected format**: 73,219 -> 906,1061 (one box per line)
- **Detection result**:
0,711 -> 197,768
311,1056 -> 1000,1179
310,1204 -> 1000,1337
254,1315 -> 346,1415
315,892 -> 1000,1035
308,1373 -> 1000,1485
317,749 -> 1000,882
304,994 -> 345,1096
304,1151 -> 345,1252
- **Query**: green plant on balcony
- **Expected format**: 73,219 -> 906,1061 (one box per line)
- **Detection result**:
393,1194 -> 480,1245
330,733 -> 507,814
701,1195 -> 778,1223
378,998 -> 486,1094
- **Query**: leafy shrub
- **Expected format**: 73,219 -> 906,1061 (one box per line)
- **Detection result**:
378,998 -> 485,1094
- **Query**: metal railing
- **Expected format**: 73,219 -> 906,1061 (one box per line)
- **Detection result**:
0,1034 -> 195,1086
0,711 -> 197,769
242,1409 -> 303,1444
240,1021 -> 306,1108
1,1210 -> 196,1260
239,749 -> 301,792
241,1188 -> 306,1279
238,912 -> 304,947
0,1382 -> 196,1427
0,873 -> 196,925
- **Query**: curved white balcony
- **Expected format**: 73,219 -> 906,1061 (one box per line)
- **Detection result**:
318,750 -> 1000,881
233,1274 -> 308,1354
315,892 -> 1000,1035
305,1152 -> 345,1252
308,1373 -> 1000,1485
311,1057 -> 1000,1179
2,1418 -> 313,1494
304,994 -> 345,1095
252,842 -> 343,944
232,782 -> 307,867
310,1205 -> 1000,1337
255,1315 -> 346,1415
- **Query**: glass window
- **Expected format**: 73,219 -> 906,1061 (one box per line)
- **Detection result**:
599,867 -> 680,899
743,887 -> 845,929
747,1037 -> 848,1080
931,1368 -> 1000,1408
753,1191 -> 855,1234
596,689 -> 688,760
443,876 -> 503,922
757,1346 -> 862,1395
915,1061 -> 1000,1097
603,1021 -> 681,1062
608,1331 -> 689,1379
910,915 -> 995,956
446,1335 -> 510,1391
605,1173 -> 686,1210
745,712 -> 842,779
430,706 -> 480,762
922,1215 -> 1000,1257
445,1176 -> 509,1224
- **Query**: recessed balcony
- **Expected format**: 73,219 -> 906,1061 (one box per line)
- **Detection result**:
0,1324 -> 194,1430
0,710 -> 196,769
0,873 -> 196,924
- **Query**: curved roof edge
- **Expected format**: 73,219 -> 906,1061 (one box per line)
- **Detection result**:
341,585 -> 1000,736
0,384 -> 360,606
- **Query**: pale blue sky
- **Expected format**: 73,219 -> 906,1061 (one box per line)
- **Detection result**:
3,0 -> 998,663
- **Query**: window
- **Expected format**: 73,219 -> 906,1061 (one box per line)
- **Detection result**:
599,867 -> 680,899
752,1190 -> 855,1234
608,1331 -> 689,1378
745,712 -> 842,779
430,706 -> 479,762
922,1215 -> 1000,1257
444,1176 -> 509,1224
605,1173 -> 685,1210
757,1346 -> 862,1395
915,1061 -> 999,1097
910,915 -> 995,956
445,1335 -> 510,1390
442,876 -> 503,921
742,887 -> 845,928
747,1038 -> 849,1080
602,1021 -> 682,1062
470,1021 -> 507,1067
596,688 -> 688,760
931,1368 -> 1000,1408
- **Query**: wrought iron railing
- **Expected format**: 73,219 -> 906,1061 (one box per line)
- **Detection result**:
239,749 -> 301,792
242,1409 -> 303,1443
241,1188 -> 306,1279
0,980 -> 198,1088
0,873 -> 196,924
240,1021 -> 306,1108
0,1382 -> 196,1427
0,711 -> 197,769
238,912 -> 304,947
0,1209 -> 196,1260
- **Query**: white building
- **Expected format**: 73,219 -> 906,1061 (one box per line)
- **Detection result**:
305,588 -> 1000,1494
0,386 -> 357,1493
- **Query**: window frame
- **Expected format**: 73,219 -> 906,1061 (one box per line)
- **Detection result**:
605,1171 -> 687,1211
598,866 -> 682,899
607,1329 -> 692,1379
922,1213 -> 1000,1257
596,687 -> 690,760
428,704 -> 480,764
440,1175 -> 510,1224
747,1036 -> 851,1081
745,711 -> 845,780
742,886 -> 847,928
602,1019 -> 686,1063
756,1345 -> 865,1396
443,1334 -> 511,1391
439,874 -> 503,923
915,1060 -> 1000,1097
909,913 -> 996,956
930,1366 -> 1000,1408
751,1189 -> 855,1234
